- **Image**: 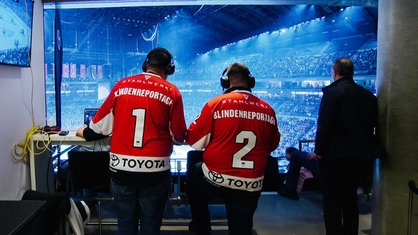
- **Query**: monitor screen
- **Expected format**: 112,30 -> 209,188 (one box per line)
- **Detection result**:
0,0 -> 34,67
84,108 -> 98,127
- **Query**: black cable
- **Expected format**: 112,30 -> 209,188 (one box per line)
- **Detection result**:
408,180 -> 418,195
54,8 -> 63,128
407,180 -> 417,235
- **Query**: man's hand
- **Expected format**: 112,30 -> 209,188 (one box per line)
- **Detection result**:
308,152 -> 321,160
76,125 -> 87,138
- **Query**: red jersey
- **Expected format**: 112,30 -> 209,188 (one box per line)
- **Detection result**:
187,89 -> 280,192
90,72 -> 187,174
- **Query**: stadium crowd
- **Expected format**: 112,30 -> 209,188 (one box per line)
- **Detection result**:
46,35 -> 377,158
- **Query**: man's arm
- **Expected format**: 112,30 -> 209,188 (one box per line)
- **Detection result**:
76,125 -> 108,141
314,89 -> 339,156
169,95 -> 188,144
308,152 -> 321,160
187,103 -> 213,150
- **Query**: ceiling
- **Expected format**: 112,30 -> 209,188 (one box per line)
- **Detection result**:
42,0 -> 378,7
42,1 -> 378,61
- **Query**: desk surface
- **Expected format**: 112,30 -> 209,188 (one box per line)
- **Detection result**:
32,130 -> 80,140
30,131 -> 110,191
0,200 -> 46,235
31,131 -> 110,146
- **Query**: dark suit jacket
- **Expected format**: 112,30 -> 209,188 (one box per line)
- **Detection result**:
314,77 -> 380,159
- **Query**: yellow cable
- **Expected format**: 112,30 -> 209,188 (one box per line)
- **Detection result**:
11,126 -> 54,164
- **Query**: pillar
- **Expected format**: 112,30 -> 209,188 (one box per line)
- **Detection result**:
374,0 -> 418,234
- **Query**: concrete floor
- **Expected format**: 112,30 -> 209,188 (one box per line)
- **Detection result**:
84,190 -> 372,235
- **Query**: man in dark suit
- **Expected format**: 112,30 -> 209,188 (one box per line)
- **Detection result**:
310,58 -> 379,235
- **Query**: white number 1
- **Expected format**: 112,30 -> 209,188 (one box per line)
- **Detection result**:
132,109 -> 145,147
232,131 -> 256,169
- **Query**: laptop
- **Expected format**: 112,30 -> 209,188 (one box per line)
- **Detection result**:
83,108 -> 99,127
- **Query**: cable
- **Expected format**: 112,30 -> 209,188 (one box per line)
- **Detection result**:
407,180 -> 416,235
21,0 -> 36,127
11,126 -> 57,164
409,180 -> 418,194
12,1 -> 58,165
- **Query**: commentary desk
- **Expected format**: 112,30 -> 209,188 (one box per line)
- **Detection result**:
29,131 -> 110,191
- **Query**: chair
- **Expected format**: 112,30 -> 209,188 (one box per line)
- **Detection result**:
262,156 -> 281,191
66,149 -> 113,234
186,150 -> 203,175
186,150 -> 281,193
21,190 -> 71,235
186,150 -> 224,205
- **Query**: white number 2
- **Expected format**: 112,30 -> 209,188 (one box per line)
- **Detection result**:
232,131 -> 256,169
132,109 -> 145,147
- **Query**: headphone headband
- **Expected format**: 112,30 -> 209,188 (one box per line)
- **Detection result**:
142,48 -> 175,75
220,64 -> 255,89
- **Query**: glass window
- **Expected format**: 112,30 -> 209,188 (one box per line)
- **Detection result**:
43,3 -> 377,157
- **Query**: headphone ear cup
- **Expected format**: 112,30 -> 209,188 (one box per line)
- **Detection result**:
142,60 -> 147,72
248,75 -> 255,88
165,63 -> 175,75
220,75 -> 230,89
220,68 -> 229,89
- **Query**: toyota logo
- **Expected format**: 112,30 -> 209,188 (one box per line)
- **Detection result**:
110,154 -> 120,167
207,170 -> 224,183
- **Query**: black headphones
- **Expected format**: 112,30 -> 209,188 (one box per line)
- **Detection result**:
142,48 -> 175,75
220,66 -> 255,89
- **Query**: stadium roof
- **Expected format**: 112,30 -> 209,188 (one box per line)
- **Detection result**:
43,1 -> 378,59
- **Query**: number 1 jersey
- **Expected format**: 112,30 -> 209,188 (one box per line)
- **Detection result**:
90,73 -> 187,174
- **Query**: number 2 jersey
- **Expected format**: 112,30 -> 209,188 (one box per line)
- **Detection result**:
187,88 -> 281,192
89,72 -> 187,184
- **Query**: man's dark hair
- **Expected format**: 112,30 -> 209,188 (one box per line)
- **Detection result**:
227,63 -> 251,79
224,62 -> 255,88
142,47 -> 175,75
333,58 -> 354,78
285,147 -> 298,155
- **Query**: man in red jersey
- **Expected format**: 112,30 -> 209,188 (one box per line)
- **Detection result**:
76,48 -> 187,235
186,63 -> 281,235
